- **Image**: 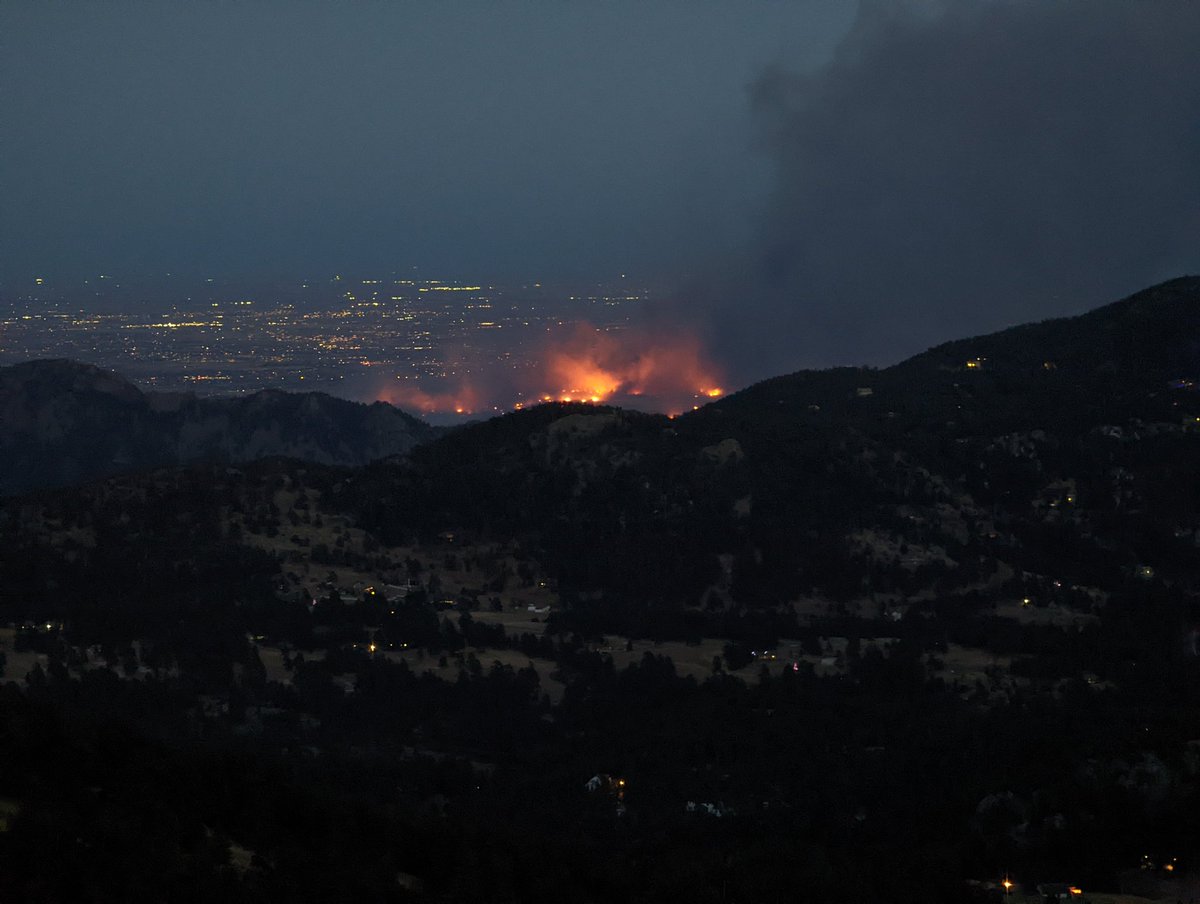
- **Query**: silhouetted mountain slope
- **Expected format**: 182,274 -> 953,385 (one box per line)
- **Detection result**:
711,275 -> 1200,434
8,281 -> 1200,900
345,276 -> 1200,613
10,277 -> 1200,608
0,359 -> 435,495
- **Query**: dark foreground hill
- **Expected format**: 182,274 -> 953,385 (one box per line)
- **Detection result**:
0,359 -> 435,495
3,278 -> 1200,902
346,276 -> 1200,618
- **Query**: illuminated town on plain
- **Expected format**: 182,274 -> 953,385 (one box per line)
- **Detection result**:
0,271 -> 678,418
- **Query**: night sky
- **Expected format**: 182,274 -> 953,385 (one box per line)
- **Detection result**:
4,1 -> 1200,385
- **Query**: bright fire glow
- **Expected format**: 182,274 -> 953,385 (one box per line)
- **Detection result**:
371,321 -> 725,418
527,322 -> 724,412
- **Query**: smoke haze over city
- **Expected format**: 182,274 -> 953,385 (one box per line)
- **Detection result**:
4,0 -> 1200,404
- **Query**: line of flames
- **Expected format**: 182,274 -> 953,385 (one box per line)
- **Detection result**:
374,323 -> 724,417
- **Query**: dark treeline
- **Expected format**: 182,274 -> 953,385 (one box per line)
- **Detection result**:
6,281 -> 1200,898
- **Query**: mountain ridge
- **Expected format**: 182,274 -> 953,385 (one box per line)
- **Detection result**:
5,274 -> 1199,498
336,275 -> 1200,617
0,359 -> 436,495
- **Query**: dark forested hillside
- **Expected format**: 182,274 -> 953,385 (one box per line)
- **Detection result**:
346,276 -> 1200,625
4,278 -> 1200,901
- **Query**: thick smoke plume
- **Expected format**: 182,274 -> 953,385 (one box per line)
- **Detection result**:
709,0 -> 1200,383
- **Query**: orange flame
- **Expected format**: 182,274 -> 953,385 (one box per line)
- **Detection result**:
533,323 -> 723,410
370,322 -> 724,418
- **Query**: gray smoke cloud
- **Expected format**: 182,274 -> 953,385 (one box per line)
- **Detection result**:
709,0 -> 1200,383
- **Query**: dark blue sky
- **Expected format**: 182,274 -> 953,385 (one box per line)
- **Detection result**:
0,1 -> 852,284
4,1 -> 1200,382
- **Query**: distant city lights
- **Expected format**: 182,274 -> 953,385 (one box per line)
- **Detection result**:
2,272 -> 729,421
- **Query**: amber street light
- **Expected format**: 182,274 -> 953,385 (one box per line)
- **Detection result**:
1002,877 -> 1014,897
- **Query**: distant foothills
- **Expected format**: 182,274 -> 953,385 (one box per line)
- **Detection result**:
4,275 -> 1199,497
0,359 -> 435,496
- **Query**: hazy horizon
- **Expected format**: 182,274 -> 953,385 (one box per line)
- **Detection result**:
5,1 -> 1200,386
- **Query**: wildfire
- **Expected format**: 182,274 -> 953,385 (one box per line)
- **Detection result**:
370,322 -> 725,418
376,380 -> 481,416
529,323 -> 724,411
